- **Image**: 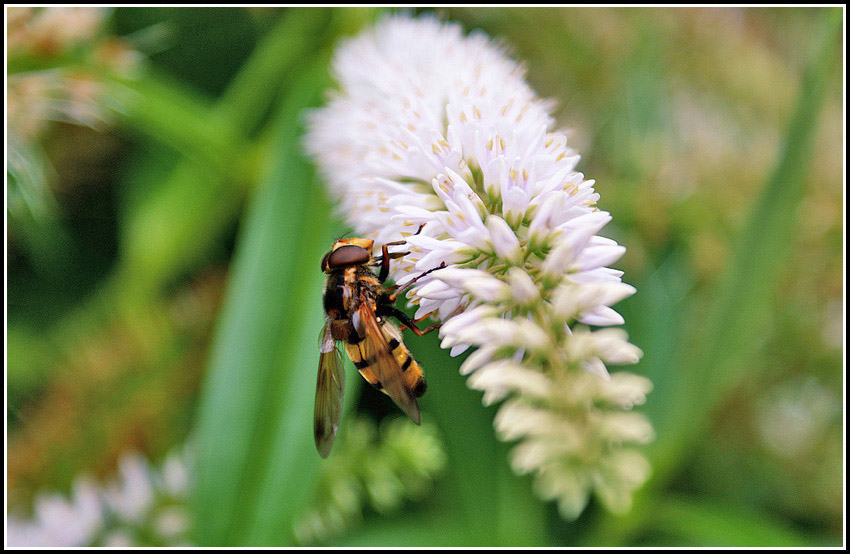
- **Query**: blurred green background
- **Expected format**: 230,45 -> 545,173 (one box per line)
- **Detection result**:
6,6 -> 843,547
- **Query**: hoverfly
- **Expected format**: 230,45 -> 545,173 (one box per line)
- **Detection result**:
315,233 -> 444,458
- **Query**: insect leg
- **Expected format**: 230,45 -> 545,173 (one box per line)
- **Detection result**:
388,262 -> 447,302
375,224 -> 428,282
382,306 -> 442,336
378,243 -> 407,283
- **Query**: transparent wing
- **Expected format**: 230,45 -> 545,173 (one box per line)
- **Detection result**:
314,319 -> 346,458
356,299 -> 421,424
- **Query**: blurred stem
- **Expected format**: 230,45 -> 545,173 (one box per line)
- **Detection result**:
247,7 -> 383,172
7,42 -> 96,74
6,194 -> 77,279
577,7 -> 842,546
409,343 -> 499,545
101,69 -> 245,176
219,7 -> 335,136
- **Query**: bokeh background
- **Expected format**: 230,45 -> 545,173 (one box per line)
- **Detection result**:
6,6 -> 844,547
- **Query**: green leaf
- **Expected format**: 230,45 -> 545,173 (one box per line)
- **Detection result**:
116,8 -> 333,296
101,70 -> 243,175
652,496 -> 826,547
191,61 -> 336,546
192,9 -> 382,546
335,510 -> 471,547
619,247 -> 693,449
217,8 -> 334,136
410,331 -> 549,546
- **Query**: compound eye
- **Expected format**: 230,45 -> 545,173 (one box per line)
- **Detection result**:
326,245 -> 370,269
320,251 -> 331,272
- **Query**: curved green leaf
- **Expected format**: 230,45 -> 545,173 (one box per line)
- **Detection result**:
192,9 -> 381,546
653,496 -> 826,547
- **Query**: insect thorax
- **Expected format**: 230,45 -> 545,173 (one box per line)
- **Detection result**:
323,266 -> 382,343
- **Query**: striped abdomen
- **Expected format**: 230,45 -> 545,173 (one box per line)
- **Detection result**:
344,320 -> 427,398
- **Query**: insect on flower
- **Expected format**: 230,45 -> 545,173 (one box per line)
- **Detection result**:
306,14 -> 653,518
315,231 -> 445,458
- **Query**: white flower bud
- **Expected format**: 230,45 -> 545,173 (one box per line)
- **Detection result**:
486,214 -> 523,264
506,267 -> 539,306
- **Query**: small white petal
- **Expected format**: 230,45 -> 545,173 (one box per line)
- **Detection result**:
102,530 -> 135,547
599,413 -> 656,444
576,243 -> 626,272
416,278 -> 459,300
578,305 -> 625,326
440,304 -> 498,336
581,357 -> 610,379
528,191 -> 565,238
539,238 -> 577,279
506,267 -> 539,306
467,360 -> 552,405
508,440 -> 547,475
486,214 -> 523,264
153,506 -> 190,538
459,344 -> 498,375
496,401 -> 557,442
160,450 -> 191,497
104,452 -> 155,523
449,343 -> 471,357
431,267 -> 489,289
592,328 -> 643,365
597,373 -> 653,409
554,210 -> 612,242
464,275 -> 510,303
604,449 -> 653,488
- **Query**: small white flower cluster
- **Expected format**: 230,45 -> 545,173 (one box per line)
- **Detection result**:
6,447 -> 192,547
7,7 -> 143,216
7,7 -> 141,143
305,15 -> 653,518
7,7 -> 106,53
293,417 -> 446,545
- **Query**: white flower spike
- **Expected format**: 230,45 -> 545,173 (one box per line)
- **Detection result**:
305,14 -> 653,518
